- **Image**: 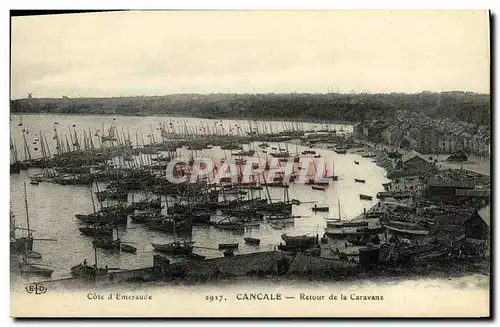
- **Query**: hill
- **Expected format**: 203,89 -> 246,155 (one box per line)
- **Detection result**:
10,92 -> 490,125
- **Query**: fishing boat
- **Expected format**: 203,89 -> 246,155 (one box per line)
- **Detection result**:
70,262 -> 108,280
334,148 -> 347,154
376,191 -> 392,199
244,237 -> 260,245
354,178 -> 366,183
311,204 -> 329,212
324,160 -> 339,181
16,191 -> 52,277
301,150 -> 316,155
324,199 -> 368,238
130,212 -> 161,224
78,226 -> 113,237
19,261 -> 53,277
91,238 -> 120,250
326,220 -> 369,229
10,198 -> 34,255
147,218 -> 193,233
75,212 -> 128,225
95,189 -> 128,202
219,243 -> 239,250
359,194 -> 373,200
385,221 -> 430,236
151,241 -> 194,255
311,185 -> 327,191
92,228 -> 137,253
72,233 -> 110,280
305,178 -> 329,186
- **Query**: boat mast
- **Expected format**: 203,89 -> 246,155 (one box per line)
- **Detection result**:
338,198 -> 341,221
24,182 -> 30,235
94,244 -> 98,269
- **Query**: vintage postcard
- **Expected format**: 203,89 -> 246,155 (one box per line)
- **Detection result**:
9,10 -> 490,318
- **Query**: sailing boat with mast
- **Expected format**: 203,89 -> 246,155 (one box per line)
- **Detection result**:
70,245 -> 109,280
325,159 -> 339,181
19,248 -> 53,277
18,182 -> 53,277
151,206 -> 195,255
91,228 -> 137,254
324,199 -> 368,238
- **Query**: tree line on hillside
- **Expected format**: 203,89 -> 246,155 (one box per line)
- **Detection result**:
10,92 -> 490,125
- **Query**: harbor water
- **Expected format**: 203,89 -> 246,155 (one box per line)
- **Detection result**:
9,114 -> 488,293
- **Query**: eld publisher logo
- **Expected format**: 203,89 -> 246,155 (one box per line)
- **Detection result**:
25,282 -> 47,295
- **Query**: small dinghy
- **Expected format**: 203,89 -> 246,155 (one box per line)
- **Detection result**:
311,185 -> 327,191
20,263 -> 53,277
26,250 -> 42,260
354,161 -> 359,165
354,178 -> 366,183
311,205 -> 330,212
359,194 -> 373,200
121,244 -> 137,254
218,243 -> 239,250
244,237 -> 260,245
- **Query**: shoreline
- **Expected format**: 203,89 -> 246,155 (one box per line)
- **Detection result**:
11,258 -> 489,291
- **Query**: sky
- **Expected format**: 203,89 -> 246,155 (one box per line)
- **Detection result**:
11,10 -> 490,99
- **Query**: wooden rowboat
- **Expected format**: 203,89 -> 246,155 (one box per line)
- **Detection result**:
244,237 -> 260,245
218,243 -> 239,250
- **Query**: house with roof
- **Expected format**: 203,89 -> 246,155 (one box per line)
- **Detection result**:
406,127 -> 420,150
352,122 -> 362,138
382,125 -> 404,146
417,126 -> 440,154
401,150 -> 433,172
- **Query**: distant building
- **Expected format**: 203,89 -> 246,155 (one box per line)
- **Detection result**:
438,133 -> 459,154
401,150 -> 433,172
352,122 -> 362,138
406,127 -> 420,150
363,120 -> 391,143
382,126 -> 403,146
460,131 -> 473,154
417,127 -> 439,153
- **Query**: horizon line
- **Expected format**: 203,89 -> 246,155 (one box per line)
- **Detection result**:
10,90 -> 491,101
